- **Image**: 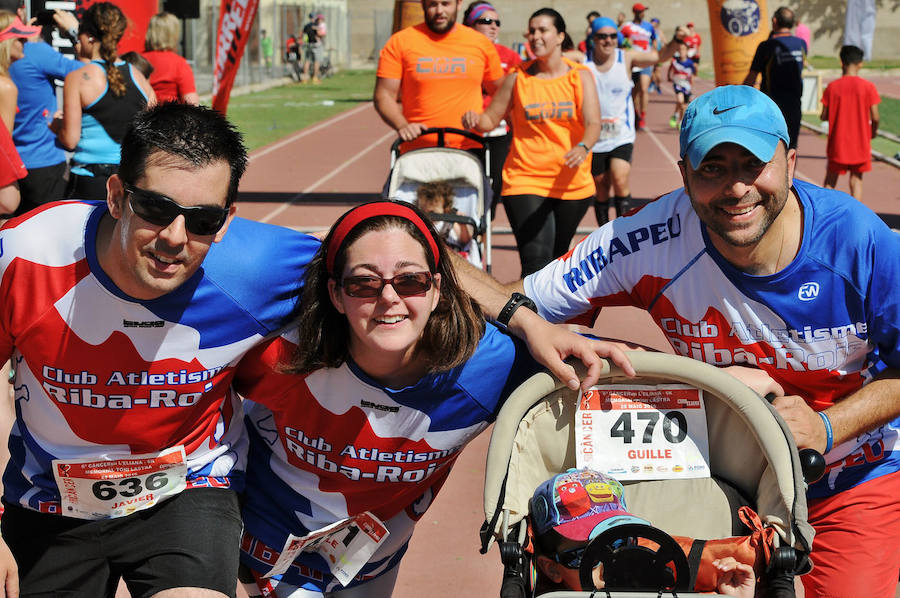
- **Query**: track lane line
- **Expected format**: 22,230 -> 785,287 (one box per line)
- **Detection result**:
257,130 -> 397,223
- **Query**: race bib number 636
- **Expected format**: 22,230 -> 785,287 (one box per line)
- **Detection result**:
576,385 -> 711,481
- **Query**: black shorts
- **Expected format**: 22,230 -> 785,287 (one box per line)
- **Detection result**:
1,488 -> 242,598
591,143 -> 634,175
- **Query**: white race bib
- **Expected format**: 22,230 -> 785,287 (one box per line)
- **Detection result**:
53,446 -> 187,519
576,385 -> 711,481
265,512 -> 390,587
599,117 -> 624,141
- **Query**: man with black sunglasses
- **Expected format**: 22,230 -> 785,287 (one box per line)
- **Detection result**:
0,102 -> 320,597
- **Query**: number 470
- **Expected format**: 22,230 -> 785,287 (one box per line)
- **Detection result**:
610,411 -> 687,444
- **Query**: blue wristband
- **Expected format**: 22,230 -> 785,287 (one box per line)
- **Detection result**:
817,411 -> 833,454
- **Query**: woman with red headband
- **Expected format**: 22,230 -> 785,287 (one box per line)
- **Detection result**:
233,201 -> 549,597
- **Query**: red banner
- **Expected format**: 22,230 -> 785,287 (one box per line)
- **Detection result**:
212,0 -> 259,114
71,0 -> 155,54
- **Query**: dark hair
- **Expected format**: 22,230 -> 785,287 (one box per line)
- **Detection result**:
839,44 -> 864,66
121,51 -> 154,79
562,32 -> 575,52
81,3 -> 128,97
773,6 -> 795,29
118,103 -> 248,207
586,10 -> 600,21
287,201 -> 485,375
530,8 -> 566,35
415,180 -> 455,214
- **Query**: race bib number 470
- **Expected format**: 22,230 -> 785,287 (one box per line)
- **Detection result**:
576,385 -> 710,481
52,446 -> 187,520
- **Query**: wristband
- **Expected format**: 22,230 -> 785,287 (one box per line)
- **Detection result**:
496,292 -> 537,329
817,411 -> 833,453
65,27 -> 78,41
577,142 -> 590,153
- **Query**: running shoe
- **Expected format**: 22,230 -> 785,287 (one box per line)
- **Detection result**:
669,115 -> 678,128
637,112 -> 646,130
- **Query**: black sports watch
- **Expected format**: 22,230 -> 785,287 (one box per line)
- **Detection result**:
496,292 -> 538,328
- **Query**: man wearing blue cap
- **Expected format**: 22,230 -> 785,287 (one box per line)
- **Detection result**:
463,84 -> 900,598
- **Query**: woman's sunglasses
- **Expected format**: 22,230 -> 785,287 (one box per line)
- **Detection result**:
340,272 -> 433,298
475,17 -> 500,26
125,184 -> 229,236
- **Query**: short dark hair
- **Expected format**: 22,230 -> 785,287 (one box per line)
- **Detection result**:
530,8 -> 567,35
287,202 -> 485,375
773,7 -> 795,29
587,10 -> 600,21
839,44 -> 864,66
118,103 -> 247,207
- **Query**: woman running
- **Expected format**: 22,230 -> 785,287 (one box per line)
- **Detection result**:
463,8 -> 601,275
54,2 -> 155,200
234,200 -> 631,597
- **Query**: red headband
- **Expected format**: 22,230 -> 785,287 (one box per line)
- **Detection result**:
326,202 -> 440,275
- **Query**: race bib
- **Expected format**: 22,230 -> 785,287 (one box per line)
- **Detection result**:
599,117 -> 623,141
265,512 -> 390,587
673,74 -> 691,88
52,446 -> 187,520
576,385 -> 711,481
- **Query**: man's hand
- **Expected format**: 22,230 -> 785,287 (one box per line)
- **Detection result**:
516,313 -> 635,390
771,395 -> 827,452
397,122 -> 427,142
0,539 -> 19,598
460,110 -> 480,130
722,365 -> 785,398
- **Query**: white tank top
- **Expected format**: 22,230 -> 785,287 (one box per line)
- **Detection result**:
584,50 -> 636,153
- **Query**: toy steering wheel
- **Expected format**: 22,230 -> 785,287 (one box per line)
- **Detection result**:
578,523 -> 691,592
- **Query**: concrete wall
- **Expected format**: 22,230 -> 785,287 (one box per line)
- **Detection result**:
351,0 -> 900,67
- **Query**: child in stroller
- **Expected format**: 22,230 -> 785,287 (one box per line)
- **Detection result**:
528,468 -> 755,597
415,180 -> 476,263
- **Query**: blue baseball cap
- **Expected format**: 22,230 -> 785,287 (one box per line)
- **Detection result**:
591,16 -> 618,35
679,85 -> 789,169
529,469 -> 648,543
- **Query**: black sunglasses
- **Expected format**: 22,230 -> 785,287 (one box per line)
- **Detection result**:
593,32 -> 617,40
125,184 -> 229,236
475,17 -> 500,26
340,272 -> 433,298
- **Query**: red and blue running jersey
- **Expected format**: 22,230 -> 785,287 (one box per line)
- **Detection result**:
0,201 -> 319,515
234,324 -> 540,590
525,180 -> 900,499
620,20 -> 656,52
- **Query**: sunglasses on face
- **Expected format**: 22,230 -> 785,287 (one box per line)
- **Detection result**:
475,17 -> 500,26
339,272 -> 433,298
594,32 -> 617,40
125,184 -> 229,236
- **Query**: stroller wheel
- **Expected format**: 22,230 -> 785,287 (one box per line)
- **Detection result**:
578,523 -> 691,592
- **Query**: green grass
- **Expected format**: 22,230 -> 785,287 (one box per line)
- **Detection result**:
808,55 -> 900,71
225,70 -> 376,151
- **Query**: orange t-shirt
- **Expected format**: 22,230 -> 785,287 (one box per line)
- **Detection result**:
502,59 -> 595,200
377,23 -> 503,151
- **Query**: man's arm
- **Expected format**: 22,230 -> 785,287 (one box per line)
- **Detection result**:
741,69 -> 759,86
819,104 -> 829,122
372,76 -> 427,141
772,371 -> 900,454
629,25 -> 688,69
450,253 -> 635,388
870,104 -> 880,138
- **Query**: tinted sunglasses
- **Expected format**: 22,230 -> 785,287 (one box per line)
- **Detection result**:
340,272 -> 433,298
125,184 -> 229,236
593,32 -> 617,40
553,545 -> 587,569
475,17 -> 500,26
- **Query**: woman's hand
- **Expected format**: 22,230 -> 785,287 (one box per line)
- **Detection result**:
461,110 -> 481,130
563,143 -> 590,169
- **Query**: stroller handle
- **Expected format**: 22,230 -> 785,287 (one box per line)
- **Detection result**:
389,127 -> 488,155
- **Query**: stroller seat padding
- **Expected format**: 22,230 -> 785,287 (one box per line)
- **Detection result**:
623,477 -> 751,539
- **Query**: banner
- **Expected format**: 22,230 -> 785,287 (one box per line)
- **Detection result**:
706,0 -> 771,85
212,0 -> 259,114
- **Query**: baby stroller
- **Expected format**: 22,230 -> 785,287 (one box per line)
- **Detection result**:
481,352 -> 818,597
384,127 -> 493,271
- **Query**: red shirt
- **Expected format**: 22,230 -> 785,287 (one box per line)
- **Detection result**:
143,50 -> 197,103
822,76 -> 880,164
0,121 -> 26,187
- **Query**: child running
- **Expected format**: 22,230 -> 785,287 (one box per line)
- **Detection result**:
820,44 -> 880,200
668,37 -> 696,129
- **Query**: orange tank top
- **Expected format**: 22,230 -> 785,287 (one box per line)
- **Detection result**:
502,58 -> 595,200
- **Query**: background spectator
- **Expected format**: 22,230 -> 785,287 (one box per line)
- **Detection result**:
302,13 -> 326,84
143,11 -> 198,104
5,0 -> 80,214
260,28 -> 273,73
821,44 -> 880,200
53,2 -> 155,200
0,10 -> 36,215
